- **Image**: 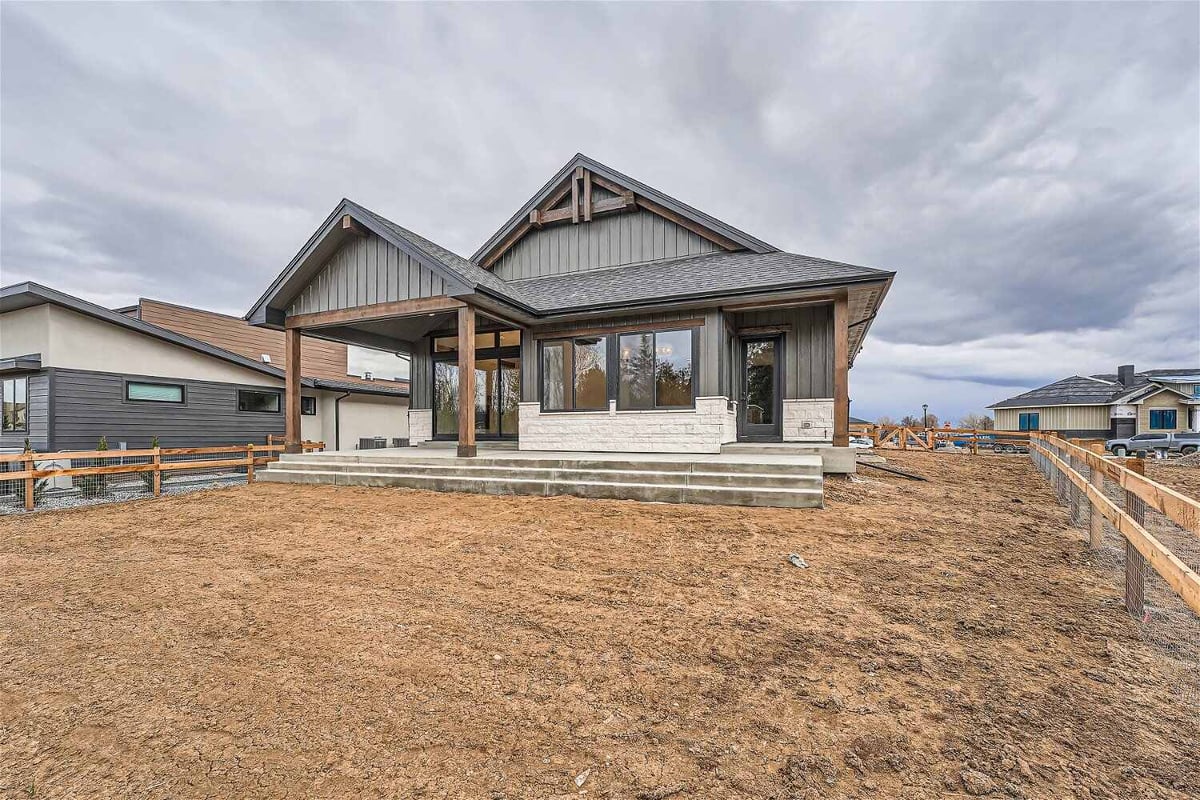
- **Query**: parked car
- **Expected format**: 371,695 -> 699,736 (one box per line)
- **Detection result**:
1105,431 -> 1200,456
848,436 -> 873,449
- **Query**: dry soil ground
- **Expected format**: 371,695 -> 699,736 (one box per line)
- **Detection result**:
1,452 -> 1197,800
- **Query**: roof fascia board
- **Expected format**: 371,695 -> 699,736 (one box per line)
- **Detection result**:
469,153 -> 777,265
988,402 -> 1113,409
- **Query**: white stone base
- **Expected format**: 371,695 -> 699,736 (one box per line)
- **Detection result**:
782,399 -> 833,442
408,408 -> 433,445
518,397 -> 733,454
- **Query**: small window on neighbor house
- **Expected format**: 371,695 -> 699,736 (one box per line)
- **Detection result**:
238,389 -> 281,413
1193,386 -> 1200,398
1018,412 -> 1039,431
1149,409 -> 1177,429
301,396 -> 317,415
126,381 -> 184,403
2,377 -> 28,432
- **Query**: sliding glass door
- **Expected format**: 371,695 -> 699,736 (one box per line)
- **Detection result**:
432,331 -> 521,439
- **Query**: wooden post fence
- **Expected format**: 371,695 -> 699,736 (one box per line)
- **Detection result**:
22,452 -> 34,512
1124,458 -> 1147,617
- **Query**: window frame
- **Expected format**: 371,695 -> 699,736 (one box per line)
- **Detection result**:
300,396 -> 317,416
1148,408 -> 1177,430
430,329 -> 522,438
538,335 -> 612,413
123,379 -> 186,405
1,376 -> 29,433
237,388 -> 283,414
616,327 -> 698,411
1018,412 -> 1040,432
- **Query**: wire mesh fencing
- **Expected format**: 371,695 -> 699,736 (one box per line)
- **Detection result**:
1031,438 -> 1200,706
0,444 -> 294,515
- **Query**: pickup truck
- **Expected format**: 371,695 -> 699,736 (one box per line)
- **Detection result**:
1105,431 -> 1200,456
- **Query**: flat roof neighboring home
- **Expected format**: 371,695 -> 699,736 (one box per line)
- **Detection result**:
0,283 -> 409,453
246,153 -> 896,456
988,364 -> 1200,439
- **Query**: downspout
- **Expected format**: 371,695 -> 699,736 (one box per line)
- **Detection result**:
333,392 -> 351,451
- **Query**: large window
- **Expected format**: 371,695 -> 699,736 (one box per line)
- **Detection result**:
1149,409 -> 1177,430
301,396 -> 317,415
1,377 -> 27,432
1018,412 -> 1039,431
618,329 -> 694,410
126,381 -> 184,403
238,389 -> 281,413
541,336 -> 607,411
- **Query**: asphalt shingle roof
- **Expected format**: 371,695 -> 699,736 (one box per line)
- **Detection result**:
505,249 -> 892,313
989,369 -> 1200,409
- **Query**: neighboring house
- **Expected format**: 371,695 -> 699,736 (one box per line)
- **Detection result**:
989,364 -> 1200,439
0,283 -> 409,453
246,153 -> 894,456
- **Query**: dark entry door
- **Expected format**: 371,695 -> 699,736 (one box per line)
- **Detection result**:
739,336 -> 782,441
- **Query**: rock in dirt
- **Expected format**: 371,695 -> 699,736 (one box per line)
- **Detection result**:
961,768 -> 998,795
787,553 -> 809,569
574,769 -> 591,787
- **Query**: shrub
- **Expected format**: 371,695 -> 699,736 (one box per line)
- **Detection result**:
76,436 -> 110,498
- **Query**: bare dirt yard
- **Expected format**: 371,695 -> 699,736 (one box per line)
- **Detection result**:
1,452 -> 1197,799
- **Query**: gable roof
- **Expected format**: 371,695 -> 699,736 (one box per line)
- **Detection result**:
471,153 -> 777,268
136,298 -> 408,394
989,369 -> 1200,409
0,282 -> 407,396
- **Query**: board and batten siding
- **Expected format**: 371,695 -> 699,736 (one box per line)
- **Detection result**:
49,369 -> 286,451
492,209 -> 725,281
0,373 -> 50,451
288,232 -> 451,316
993,405 -> 1111,432
730,305 -> 833,400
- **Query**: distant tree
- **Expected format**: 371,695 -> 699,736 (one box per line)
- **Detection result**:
900,412 -> 938,429
959,413 -> 995,430
875,415 -> 896,427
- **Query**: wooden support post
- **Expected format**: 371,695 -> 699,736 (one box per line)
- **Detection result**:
571,166 -> 583,224
22,452 -> 34,511
152,447 -> 162,497
246,444 -> 256,483
1088,456 -> 1104,549
457,305 -> 477,458
284,328 -> 302,454
832,294 -> 849,447
1124,458 -> 1147,618
582,169 -> 593,222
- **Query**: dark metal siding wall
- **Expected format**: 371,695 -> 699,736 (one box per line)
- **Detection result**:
492,209 -> 724,280
0,373 -> 50,451
731,305 -> 833,399
49,369 -> 285,451
288,232 -> 450,315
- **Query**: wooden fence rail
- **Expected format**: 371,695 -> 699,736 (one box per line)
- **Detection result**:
1029,432 -> 1200,617
1,440 -> 324,511
850,425 -> 1054,453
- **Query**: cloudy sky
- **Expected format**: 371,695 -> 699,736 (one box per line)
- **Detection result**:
2,2 -> 1197,420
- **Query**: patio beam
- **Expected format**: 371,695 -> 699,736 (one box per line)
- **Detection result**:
833,292 -> 849,448
285,296 -> 465,329
284,328 -> 302,453
457,305 -> 477,458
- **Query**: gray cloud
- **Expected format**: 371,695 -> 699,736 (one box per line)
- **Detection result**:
2,1 -> 1196,420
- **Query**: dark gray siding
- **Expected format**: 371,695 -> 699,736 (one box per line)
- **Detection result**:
49,369 -> 285,451
410,348 -> 432,410
493,209 -> 725,280
288,232 -> 451,315
0,372 -> 50,451
731,305 -> 833,399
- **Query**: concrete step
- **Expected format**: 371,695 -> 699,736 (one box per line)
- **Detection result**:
259,467 -> 823,508
278,453 -> 823,478
266,460 -> 821,490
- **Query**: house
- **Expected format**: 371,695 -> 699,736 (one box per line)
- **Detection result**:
0,283 -> 409,453
989,365 -> 1200,439
246,154 -> 895,461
